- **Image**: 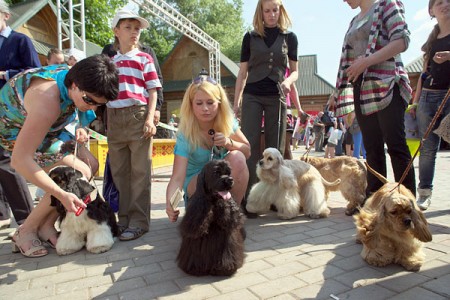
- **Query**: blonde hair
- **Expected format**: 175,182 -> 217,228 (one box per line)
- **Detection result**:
253,0 -> 292,37
178,80 -> 234,151
421,0 -> 440,61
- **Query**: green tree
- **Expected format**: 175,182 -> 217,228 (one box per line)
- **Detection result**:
139,0 -> 245,63
84,0 -> 128,47
6,0 -> 126,47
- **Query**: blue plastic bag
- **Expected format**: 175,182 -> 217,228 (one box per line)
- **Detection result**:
103,153 -> 119,212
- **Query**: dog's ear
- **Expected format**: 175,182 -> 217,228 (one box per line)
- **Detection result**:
410,202 -> 432,242
356,192 -> 385,249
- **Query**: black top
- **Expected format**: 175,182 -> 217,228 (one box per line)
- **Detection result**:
240,27 -> 298,95
423,33 -> 450,90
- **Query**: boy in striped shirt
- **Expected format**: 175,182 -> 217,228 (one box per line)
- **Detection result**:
107,9 -> 162,241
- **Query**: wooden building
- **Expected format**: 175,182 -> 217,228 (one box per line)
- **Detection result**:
8,0 -> 102,66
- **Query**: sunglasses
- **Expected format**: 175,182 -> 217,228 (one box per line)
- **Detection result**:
81,93 -> 107,107
192,75 -> 217,85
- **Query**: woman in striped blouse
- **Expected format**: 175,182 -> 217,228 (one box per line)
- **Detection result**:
331,0 -> 415,198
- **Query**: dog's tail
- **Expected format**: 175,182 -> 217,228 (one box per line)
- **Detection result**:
364,162 -> 388,184
321,178 -> 341,187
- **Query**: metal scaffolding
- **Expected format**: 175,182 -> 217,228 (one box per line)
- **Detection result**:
135,0 -> 221,83
56,0 -> 86,56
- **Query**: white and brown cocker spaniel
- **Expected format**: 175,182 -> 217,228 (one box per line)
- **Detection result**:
247,148 -> 340,219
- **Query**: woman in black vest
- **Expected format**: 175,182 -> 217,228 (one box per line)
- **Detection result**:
233,0 -> 298,215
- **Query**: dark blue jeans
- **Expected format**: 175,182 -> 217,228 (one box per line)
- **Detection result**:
416,89 -> 450,190
353,81 -> 416,196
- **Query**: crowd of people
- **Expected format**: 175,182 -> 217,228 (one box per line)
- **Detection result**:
0,0 -> 448,259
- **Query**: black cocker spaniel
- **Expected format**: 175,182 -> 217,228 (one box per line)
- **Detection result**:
177,160 -> 246,276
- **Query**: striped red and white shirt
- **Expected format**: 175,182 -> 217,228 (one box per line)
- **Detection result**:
108,48 -> 162,108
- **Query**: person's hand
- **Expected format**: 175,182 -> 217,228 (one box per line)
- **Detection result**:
142,121 -> 157,139
75,128 -> 89,143
327,96 -> 336,112
153,110 -> 161,125
59,190 -> 87,213
409,104 -> 418,119
433,51 -> 450,64
211,132 -> 227,147
346,56 -> 368,82
166,204 -> 180,222
280,81 -> 291,96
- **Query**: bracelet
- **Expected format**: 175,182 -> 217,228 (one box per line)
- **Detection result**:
228,137 -> 234,148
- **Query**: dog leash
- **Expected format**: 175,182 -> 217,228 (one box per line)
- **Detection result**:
392,88 -> 450,192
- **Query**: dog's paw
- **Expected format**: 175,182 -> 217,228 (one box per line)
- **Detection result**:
87,245 -> 113,254
345,207 -> 359,216
56,248 -> 81,256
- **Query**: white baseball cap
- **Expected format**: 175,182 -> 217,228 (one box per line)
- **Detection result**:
67,48 -> 86,61
111,9 -> 149,29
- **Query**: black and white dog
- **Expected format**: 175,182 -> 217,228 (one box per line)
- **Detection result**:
49,166 -> 118,255
177,160 -> 246,276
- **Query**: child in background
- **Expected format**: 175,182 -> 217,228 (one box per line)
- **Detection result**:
165,73 -> 251,223
107,9 -> 162,241
325,118 -> 342,159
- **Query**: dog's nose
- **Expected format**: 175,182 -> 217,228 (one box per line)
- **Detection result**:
403,218 -> 412,226
259,160 -> 263,166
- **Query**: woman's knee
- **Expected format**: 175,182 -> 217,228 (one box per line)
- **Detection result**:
50,155 -> 92,179
226,151 -> 249,179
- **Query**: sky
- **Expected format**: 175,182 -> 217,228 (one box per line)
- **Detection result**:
242,0 -> 436,85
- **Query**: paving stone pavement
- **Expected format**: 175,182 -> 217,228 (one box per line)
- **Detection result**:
0,147 -> 449,300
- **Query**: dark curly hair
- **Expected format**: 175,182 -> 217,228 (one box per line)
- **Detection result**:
64,54 -> 119,101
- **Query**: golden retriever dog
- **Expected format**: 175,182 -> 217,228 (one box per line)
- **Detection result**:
301,156 -> 367,216
354,163 -> 432,271
247,148 -> 340,219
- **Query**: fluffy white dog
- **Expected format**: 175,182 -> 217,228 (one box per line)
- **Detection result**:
247,148 -> 340,219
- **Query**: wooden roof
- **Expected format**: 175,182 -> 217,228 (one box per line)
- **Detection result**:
296,55 -> 335,96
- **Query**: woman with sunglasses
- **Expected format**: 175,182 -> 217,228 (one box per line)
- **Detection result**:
0,54 -> 119,257
165,75 -> 251,223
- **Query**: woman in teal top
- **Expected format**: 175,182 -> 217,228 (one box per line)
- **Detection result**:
0,55 -> 119,257
165,75 -> 251,223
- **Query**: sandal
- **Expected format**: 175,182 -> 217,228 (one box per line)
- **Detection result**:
12,229 -> 48,257
38,227 -> 59,249
119,227 -> 146,241
117,224 -> 127,235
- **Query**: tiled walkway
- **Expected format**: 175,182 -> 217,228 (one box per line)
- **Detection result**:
1,148 -> 449,299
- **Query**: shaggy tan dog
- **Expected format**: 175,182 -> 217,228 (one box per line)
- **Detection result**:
301,156 -> 367,216
354,163 -> 432,271
247,148 -> 340,219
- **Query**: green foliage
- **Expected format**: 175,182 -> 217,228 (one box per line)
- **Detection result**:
139,0 -> 244,63
7,0 -> 246,63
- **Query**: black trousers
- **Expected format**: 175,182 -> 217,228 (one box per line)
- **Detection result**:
353,78 -> 416,196
0,148 -> 33,224
241,93 -> 287,195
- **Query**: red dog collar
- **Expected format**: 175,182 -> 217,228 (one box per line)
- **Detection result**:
75,189 -> 98,216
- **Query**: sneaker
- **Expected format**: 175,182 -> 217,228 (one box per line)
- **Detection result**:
417,188 -> 432,211
417,197 -> 431,211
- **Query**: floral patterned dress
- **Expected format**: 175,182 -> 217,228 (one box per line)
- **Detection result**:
0,64 -> 95,167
